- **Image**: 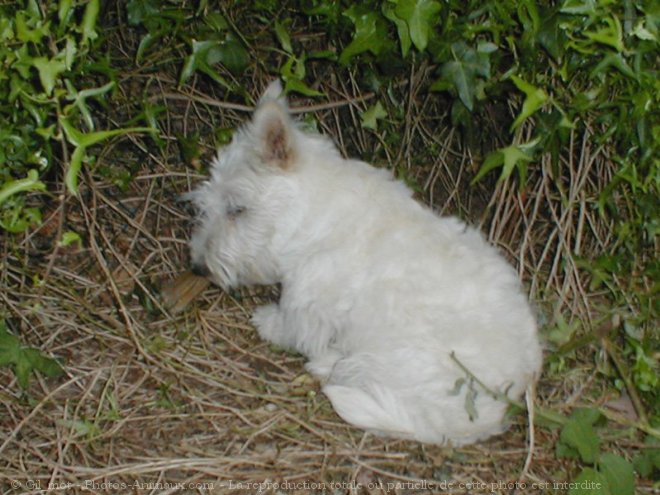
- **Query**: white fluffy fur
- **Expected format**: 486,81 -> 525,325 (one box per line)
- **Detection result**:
189,80 -> 543,445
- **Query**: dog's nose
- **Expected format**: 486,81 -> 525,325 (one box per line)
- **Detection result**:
190,261 -> 210,278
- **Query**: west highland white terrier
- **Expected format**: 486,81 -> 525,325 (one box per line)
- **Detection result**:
188,81 -> 542,445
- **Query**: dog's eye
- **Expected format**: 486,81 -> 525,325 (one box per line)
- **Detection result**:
226,205 -> 246,219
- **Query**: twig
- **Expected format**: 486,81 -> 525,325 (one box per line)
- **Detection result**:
602,335 -> 649,426
519,383 -> 536,481
0,374 -> 84,456
449,352 -> 565,427
157,90 -> 380,114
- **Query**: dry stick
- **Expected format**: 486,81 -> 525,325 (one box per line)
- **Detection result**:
0,374 -> 85,456
53,367 -> 106,484
35,129 -> 72,292
559,131 -> 597,318
80,177 -> 155,366
520,171 -> 546,292
449,351 -> 536,480
345,72 -> 369,153
159,90 -> 380,114
51,457 -> 255,477
541,180 -> 564,298
519,381 -> 536,483
350,432 -> 371,487
452,350 -> 660,441
448,352 -> 564,427
348,456 -> 437,488
529,167 -> 556,296
157,92 -> 252,112
554,313 -> 656,436
394,58 -> 418,168
91,202 -> 172,316
601,337 -> 649,426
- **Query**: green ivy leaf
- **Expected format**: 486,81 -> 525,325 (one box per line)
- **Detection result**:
24,347 -> 63,378
217,35 -> 250,74
633,437 -> 660,478
68,81 -> 116,131
382,4 -> 411,57
13,45 -> 34,79
569,468 -> 608,495
135,32 -> 160,63
599,453 -> 635,495
570,407 -> 604,426
205,12 -> 228,32
81,0 -> 100,44
0,16 -> 14,41
65,145 -> 86,196
560,0 -> 597,16
360,101 -> 388,130
391,0 -> 441,52
176,132 -> 201,167
59,418 -> 101,439
0,326 -> 20,367
280,54 -> 324,97
60,118 -> 153,195
510,75 -> 548,131
32,57 -> 67,96
584,16 -> 624,53
546,312 -> 581,347
472,138 -> 538,185
499,145 -> 533,184
58,231 -> 82,248
63,36 -> 77,70
439,60 -> 473,110
477,41 -> 498,54
0,207 -> 43,234
591,53 -> 635,80
0,322 -> 63,390
15,10 -> 50,44
0,170 -> 46,205
472,151 -> 505,184
558,408 -> 602,464
537,10 -> 566,61
339,6 -> 389,65
58,0 -> 73,26
127,0 -> 160,26
283,78 -> 324,97
631,21 -> 657,42
275,20 -> 293,54
449,378 -> 466,396
180,38 -> 245,87
15,350 -> 33,389
434,43 -> 491,111
464,382 -> 478,421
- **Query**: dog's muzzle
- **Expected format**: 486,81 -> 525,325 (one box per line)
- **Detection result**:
190,261 -> 210,278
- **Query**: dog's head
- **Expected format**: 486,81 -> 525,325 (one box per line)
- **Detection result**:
188,80 -> 303,289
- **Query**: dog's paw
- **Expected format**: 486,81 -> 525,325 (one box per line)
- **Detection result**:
305,349 -> 342,381
251,304 -> 285,344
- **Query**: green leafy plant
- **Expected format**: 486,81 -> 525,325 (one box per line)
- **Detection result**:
361,101 -> 388,130
127,0 -> 250,90
0,0 -> 153,235
557,408 -> 636,495
432,41 -> 495,112
0,321 -> 63,389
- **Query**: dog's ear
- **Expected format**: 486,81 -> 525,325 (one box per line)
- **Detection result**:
259,79 -> 286,105
252,81 -> 296,170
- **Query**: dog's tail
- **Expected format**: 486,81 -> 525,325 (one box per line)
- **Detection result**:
322,384 -> 415,439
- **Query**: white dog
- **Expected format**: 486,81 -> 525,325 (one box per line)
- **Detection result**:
189,81 -> 542,445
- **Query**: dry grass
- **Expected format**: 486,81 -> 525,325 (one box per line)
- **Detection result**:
0,16 -> 654,495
